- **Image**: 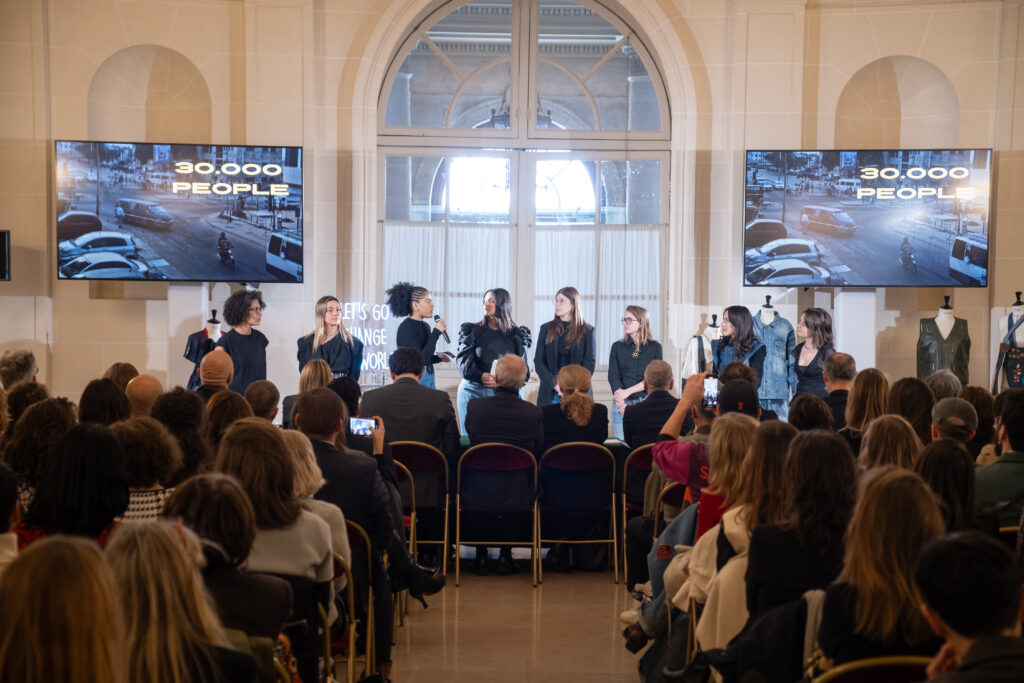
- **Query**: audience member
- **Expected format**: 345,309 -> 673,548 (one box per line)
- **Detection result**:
110,417 -> 183,521
2,380 -> 48,441
925,368 -> 963,401
151,387 -> 208,484
124,373 -> 162,417
1,397 -> 77,515
787,394 -> 834,431
915,439 -> 998,536
541,364 -> 609,450
79,377 -> 130,426
0,348 -> 37,388
822,352 -> 856,430
102,361 -> 139,392
623,359 -> 683,448
817,467 -> 945,668
243,379 -> 280,421
0,385 -> 7,440
0,463 -> 16,577
889,376 -> 936,445
977,389 -> 1023,465
465,354 -> 544,456
0,536 -> 126,683
162,473 -> 293,641
959,385 -> 996,460
696,411 -> 760,538
15,423 -> 129,549
201,391 -> 254,461
105,520 -> 258,683
282,358 -> 332,429
195,349 -> 234,404
838,368 -> 889,454
916,532 -> 1024,681
975,390 -> 1024,526
328,376 -> 397,487
859,414 -> 922,470
931,397 -> 978,444
719,361 -> 760,387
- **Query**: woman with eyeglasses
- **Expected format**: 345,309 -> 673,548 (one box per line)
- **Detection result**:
297,295 -> 364,381
534,287 -> 595,407
386,282 -> 451,388
217,289 -> 268,393
608,305 -> 662,440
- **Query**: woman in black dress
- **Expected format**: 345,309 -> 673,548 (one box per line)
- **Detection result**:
217,289 -> 268,394
793,307 -> 835,398
608,305 -> 661,440
385,282 -> 450,388
534,287 -> 595,407
541,365 -> 608,451
297,295 -> 363,381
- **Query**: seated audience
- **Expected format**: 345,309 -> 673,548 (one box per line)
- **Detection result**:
975,390 -> 1024,526
889,376 -> 936,445
859,414 -> 922,470
959,385 -> 996,460
195,349 -> 234,404
925,368 -> 963,401
623,359 -> 683,448
102,361 -> 139,392
0,536 -> 126,683
15,422 -> 129,549
151,386 -> 208,484
1,396 -> 77,515
838,368 -> 889,454
465,354 -> 544,456
162,473 -> 293,640
282,358 -> 332,429
201,391 -> 254,461
328,376 -> 397,487
915,439 -> 998,535
977,389 -> 1022,465
787,394 -> 834,431
0,348 -> 37,389
243,379 -> 280,422
719,362 -> 778,420
541,364 -> 609,450
2,380 -> 48,441
817,467 -> 945,668
0,463 -> 16,577
125,373 -> 162,417
0,386 -> 7,440
916,531 -> 1024,681
110,417 -> 183,520
106,520 -> 258,683
78,377 -> 130,426
931,396 -> 978,444
822,352 -> 856,430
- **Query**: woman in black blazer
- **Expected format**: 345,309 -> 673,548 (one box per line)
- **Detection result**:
534,287 -> 596,407
541,365 -> 608,451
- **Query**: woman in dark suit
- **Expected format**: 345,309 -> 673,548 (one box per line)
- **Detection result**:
534,287 -> 596,407
541,365 -> 608,451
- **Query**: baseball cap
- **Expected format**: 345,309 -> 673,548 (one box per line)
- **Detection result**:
931,397 -> 978,433
718,379 -> 760,417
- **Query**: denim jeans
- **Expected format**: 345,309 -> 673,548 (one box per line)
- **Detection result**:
637,503 -> 698,637
612,393 -> 648,440
418,371 -> 435,389
457,379 -> 496,435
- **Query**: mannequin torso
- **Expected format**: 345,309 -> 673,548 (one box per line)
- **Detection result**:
1000,305 -> 1024,346
760,307 -> 774,327
206,321 -> 222,342
935,308 -> 956,339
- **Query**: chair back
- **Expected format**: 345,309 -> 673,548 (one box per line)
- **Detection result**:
653,482 -> 689,536
391,441 -> 449,510
812,655 -> 932,683
344,520 -> 374,611
263,573 -> 329,683
394,460 -> 417,516
623,444 -> 654,513
998,525 -> 1019,550
458,443 -> 537,512
539,442 -> 615,513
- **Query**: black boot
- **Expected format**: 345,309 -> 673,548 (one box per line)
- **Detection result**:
470,547 -> 490,576
406,564 -> 445,609
495,547 -> 517,575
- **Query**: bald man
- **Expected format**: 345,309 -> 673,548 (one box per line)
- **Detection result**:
464,354 -> 543,456
125,374 -> 163,417
195,348 -> 234,404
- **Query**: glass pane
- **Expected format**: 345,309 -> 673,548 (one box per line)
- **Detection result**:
384,41 -> 462,128
536,61 -> 596,130
447,224 -> 513,329
535,159 -> 596,224
449,156 -> 511,223
586,43 -> 660,131
600,160 -> 660,224
451,61 -> 512,128
538,0 -> 622,82
597,227 -> 661,363
533,227 -> 596,337
385,156 -> 445,222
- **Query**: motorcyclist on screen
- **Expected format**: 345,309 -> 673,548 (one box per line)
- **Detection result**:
899,237 -> 915,263
217,232 -> 233,260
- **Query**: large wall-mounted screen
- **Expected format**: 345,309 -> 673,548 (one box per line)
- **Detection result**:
743,149 -> 991,288
55,141 -> 303,282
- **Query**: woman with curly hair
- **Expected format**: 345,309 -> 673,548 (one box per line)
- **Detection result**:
110,417 -> 183,521
151,387 -> 208,485
2,397 -> 78,515
296,295 -> 363,381
217,289 -> 268,394
385,282 -> 451,388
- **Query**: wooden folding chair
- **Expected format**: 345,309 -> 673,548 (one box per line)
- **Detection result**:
323,553 -> 359,683
812,655 -> 933,683
621,444 -> 654,580
391,441 -> 451,577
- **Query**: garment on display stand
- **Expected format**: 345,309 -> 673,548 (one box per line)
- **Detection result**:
682,320 -> 717,376
993,292 -> 1024,392
752,296 -> 796,419
916,297 -> 970,386
184,310 -> 222,391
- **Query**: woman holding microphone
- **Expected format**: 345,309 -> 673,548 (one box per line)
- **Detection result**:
385,282 -> 451,388
534,287 -> 595,407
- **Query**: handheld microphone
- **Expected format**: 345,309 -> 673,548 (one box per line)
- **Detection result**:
434,315 -> 451,344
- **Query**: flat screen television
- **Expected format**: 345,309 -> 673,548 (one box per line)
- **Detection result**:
55,141 -> 303,282
743,149 -> 991,288
0,230 -> 9,281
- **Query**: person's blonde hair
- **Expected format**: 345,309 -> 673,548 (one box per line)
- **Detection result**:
106,521 -> 229,683
280,429 -> 325,497
0,536 -> 126,683
838,467 -> 944,645
844,368 -> 890,434
299,358 -> 333,394
859,414 -> 922,470
732,420 -> 797,532
706,412 -> 758,501
311,296 -> 352,351
215,417 -> 301,529
557,365 -> 595,427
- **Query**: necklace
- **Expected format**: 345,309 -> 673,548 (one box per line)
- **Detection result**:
632,347 -> 640,359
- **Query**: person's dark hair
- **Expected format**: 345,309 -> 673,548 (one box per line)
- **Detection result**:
200,391 -> 254,459
823,352 -> 856,382
150,387 -> 208,485
3,381 -> 49,440
723,306 -> 758,357
110,417 -> 184,489
2,397 -> 77,486
327,377 -> 361,420
214,418 -> 300,529
916,531 -> 1022,638
479,288 -> 518,338
389,347 -> 424,377
295,387 -> 346,437
544,286 -> 587,348
959,385 -> 996,447
78,378 -> 130,426
385,281 -> 429,318
784,430 -> 857,557
801,308 -> 834,351
733,420 -> 797,532
787,394 -> 834,431
162,473 -> 256,569
101,362 -> 139,392
222,289 -> 265,327
0,349 -> 37,388
24,423 -> 129,537
1000,390 -> 1024,452
888,377 -> 935,445
243,380 -> 280,420
0,463 -> 18,533
914,439 -> 979,532
719,360 -> 760,389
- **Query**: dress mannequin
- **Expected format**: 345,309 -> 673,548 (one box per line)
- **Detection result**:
934,303 -> 956,340
205,315 -> 223,342
683,314 -> 719,375
752,296 -> 797,419
185,309 -> 223,390
994,291 -> 1024,391
760,297 -> 775,327
917,296 -> 970,385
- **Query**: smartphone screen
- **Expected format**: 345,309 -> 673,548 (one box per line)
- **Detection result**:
350,417 -> 375,436
702,377 -> 719,409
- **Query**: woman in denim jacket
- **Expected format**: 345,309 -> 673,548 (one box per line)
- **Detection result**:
712,306 -> 766,380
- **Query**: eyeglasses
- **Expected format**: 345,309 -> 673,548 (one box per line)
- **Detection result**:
621,317 -> 637,325
249,305 -> 265,313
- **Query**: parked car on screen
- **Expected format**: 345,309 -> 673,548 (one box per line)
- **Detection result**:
948,235 -> 988,286
745,238 -> 824,267
799,205 -> 857,235
116,199 -> 173,230
744,219 -> 788,249
745,184 -> 764,205
774,179 -> 785,190
57,231 -> 139,263
59,252 -> 161,280
57,211 -> 104,240
266,232 -> 303,282
745,258 -> 842,287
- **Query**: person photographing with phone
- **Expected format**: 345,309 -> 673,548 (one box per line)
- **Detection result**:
385,282 -> 452,389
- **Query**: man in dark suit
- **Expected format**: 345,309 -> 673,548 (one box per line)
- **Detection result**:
822,352 -> 856,431
327,377 -> 397,488
623,359 -> 691,448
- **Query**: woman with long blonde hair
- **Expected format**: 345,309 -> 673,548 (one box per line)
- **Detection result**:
859,414 -> 922,470
838,367 -> 890,454
297,295 -> 363,381
541,364 -> 608,450
281,358 -> 333,430
106,520 -> 257,683
609,304 -> 662,439
0,536 -> 127,683
535,286 -> 596,407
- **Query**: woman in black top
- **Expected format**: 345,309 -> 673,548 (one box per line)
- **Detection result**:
793,307 -> 835,398
534,287 -> 596,407
711,305 -> 766,380
385,282 -> 450,388
541,365 -> 608,451
608,305 -> 661,440
217,289 -> 269,394
296,295 -> 363,381
456,288 -> 531,434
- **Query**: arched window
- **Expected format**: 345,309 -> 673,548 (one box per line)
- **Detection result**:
378,0 -> 670,366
